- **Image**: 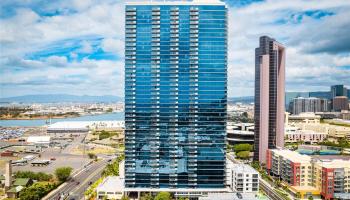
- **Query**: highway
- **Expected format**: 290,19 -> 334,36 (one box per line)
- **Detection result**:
45,159 -> 108,200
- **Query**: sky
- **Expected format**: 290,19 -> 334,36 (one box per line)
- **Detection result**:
0,0 -> 350,98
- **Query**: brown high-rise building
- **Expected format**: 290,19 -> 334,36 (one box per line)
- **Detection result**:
254,36 -> 285,163
333,96 -> 349,111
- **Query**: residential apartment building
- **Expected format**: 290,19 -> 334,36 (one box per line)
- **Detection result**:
254,36 -> 285,163
124,0 -> 227,191
226,160 -> 259,194
266,149 -> 350,200
266,149 -> 313,187
292,97 -> 330,115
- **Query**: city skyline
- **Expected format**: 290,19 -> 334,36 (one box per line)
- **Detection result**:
1,0 -> 350,98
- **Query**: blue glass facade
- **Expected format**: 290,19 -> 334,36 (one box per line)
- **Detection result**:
125,3 -> 227,189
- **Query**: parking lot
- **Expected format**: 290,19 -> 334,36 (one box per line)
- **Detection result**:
0,133 -> 91,174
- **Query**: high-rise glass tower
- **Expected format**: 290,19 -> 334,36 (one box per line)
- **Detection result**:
124,1 -> 227,189
253,36 -> 285,163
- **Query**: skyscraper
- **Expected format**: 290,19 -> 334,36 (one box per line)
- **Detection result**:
253,36 -> 285,163
124,0 -> 227,190
331,85 -> 347,98
332,96 -> 349,111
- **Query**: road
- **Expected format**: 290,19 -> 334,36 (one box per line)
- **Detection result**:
45,159 -> 109,200
259,178 -> 289,200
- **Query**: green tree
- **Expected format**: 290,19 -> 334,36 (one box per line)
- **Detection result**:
121,195 -> 130,200
154,192 -> 171,200
233,144 -> 253,153
87,153 -> 97,159
140,193 -> 153,200
55,167 -> 72,182
14,171 -> 53,182
236,151 -> 250,159
308,196 -> 314,200
19,182 -> 57,200
178,197 -> 189,200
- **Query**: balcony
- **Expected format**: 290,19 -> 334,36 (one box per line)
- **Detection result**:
126,21 -> 136,25
126,12 -> 136,16
125,31 -> 136,36
126,34 -> 136,38
125,25 -> 136,28
170,43 -> 178,46
152,34 -> 160,38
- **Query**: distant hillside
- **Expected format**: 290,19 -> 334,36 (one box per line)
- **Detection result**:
1,94 -> 255,104
0,94 -> 123,103
228,96 -> 254,104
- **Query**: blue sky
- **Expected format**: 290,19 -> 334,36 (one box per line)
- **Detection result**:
0,0 -> 350,98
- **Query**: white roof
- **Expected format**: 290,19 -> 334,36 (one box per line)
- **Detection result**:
27,136 -> 51,143
47,121 -> 124,130
96,176 -> 124,193
126,0 -> 225,6
270,149 -> 311,163
315,159 -> 350,169
227,162 -> 258,174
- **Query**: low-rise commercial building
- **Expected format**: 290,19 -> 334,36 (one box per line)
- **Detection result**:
285,128 -> 327,144
286,112 -> 321,124
26,136 -> 51,147
294,122 -> 350,142
47,121 -> 124,134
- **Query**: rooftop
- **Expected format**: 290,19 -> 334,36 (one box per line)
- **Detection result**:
7,186 -> 24,193
228,163 -> 258,174
27,136 -> 51,143
270,149 -> 311,163
96,176 -> 124,193
126,0 -> 225,6
48,120 -> 124,130
13,178 -> 31,186
315,159 -> 350,169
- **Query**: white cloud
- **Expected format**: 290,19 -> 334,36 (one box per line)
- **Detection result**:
101,38 -> 124,55
333,56 -> 350,66
1,0 -> 350,98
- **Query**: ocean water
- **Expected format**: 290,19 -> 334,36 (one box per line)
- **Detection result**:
0,112 -> 124,127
